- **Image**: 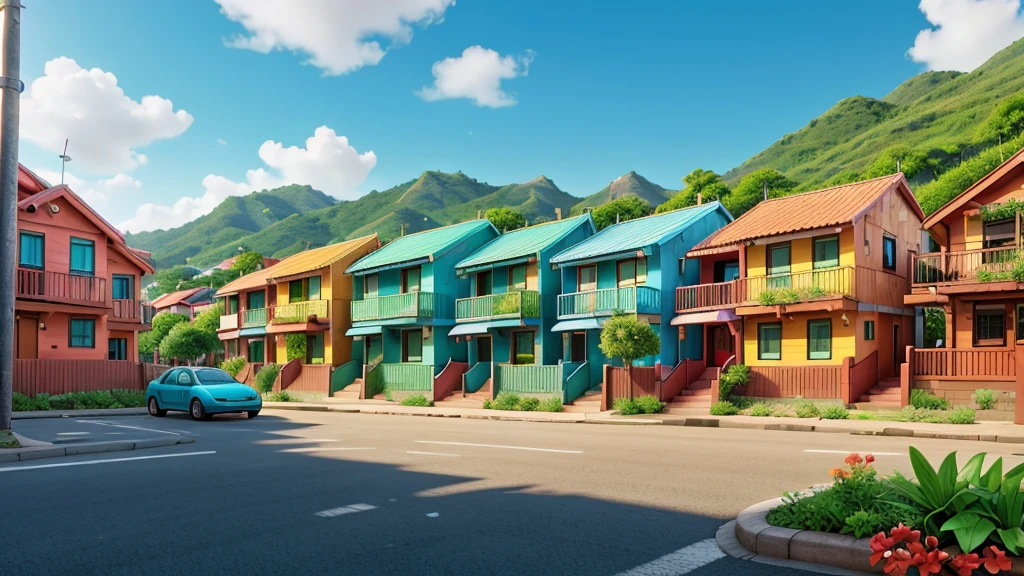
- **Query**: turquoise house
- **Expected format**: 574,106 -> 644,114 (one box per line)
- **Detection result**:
549,202 -> 733,387
344,219 -> 499,398
449,215 -> 596,400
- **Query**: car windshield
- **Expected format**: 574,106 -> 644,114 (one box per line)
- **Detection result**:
194,369 -> 238,384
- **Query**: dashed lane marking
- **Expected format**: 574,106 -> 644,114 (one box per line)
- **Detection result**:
315,503 -> 377,518
614,538 -> 724,575
0,451 -> 216,473
281,447 -> 377,453
407,451 -> 460,457
75,420 -> 181,436
804,449 -> 903,456
415,441 -> 582,454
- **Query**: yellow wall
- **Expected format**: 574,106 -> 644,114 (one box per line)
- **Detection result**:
965,214 -> 983,251
747,245 -> 766,276
743,228 -> 854,277
743,310 -> 857,366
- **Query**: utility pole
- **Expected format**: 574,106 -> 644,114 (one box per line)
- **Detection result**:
0,0 -> 22,433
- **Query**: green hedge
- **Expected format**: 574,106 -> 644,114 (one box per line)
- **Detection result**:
12,390 -> 146,411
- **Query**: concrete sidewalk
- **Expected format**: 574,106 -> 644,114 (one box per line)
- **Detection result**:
13,407 -> 149,419
0,434 -> 196,463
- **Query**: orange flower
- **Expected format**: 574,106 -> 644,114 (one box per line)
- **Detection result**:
829,467 -> 850,479
884,548 -> 913,575
845,453 -> 863,466
865,454 -> 875,464
983,546 -> 1011,573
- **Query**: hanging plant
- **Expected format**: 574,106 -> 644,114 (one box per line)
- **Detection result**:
980,199 -> 1024,222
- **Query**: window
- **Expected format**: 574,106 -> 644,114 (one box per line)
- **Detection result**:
882,236 -> 897,271
714,260 -> 740,282
69,238 -> 95,276
226,295 -> 239,315
364,274 -> 378,298
195,369 -> 237,384
813,236 -> 839,270
509,265 -> 527,291
306,333 -> 325,364
807,319 -> 832,360
402,267 -> 421,293
403,330 -> 423,362
289,280 -> 304,303
1018,305 -> 1024,341
984,219 -> 1016,249
474,271 -> 492,296
176,371 -> 194,386
578,265 -> 597,292
160,369 -> 179,384
246,290 -> 265,310
307,275 -> 321,300
69,318 -> 95,348
767,244 -> 791,289
864,320 -> 875,341
248,339 -> 264,363
18,231 -> 43,269
617,259 -> 647,288
757,322 -> 782,360
513,331 -> 535,364
111,275 -> 133,300
107,338 -> 127,360
975,305 -> 1006,347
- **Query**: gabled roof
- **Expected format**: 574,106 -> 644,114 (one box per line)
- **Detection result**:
346,220 -> 498,274
268,234 -> 380,280
215,264 -> 279,297
456,214 -> 595,272
215,255 -> 280,271
689,174 -> 922,253
550,202 -> 731,265
922,147 -> 1024,228
152,287 -> 213,309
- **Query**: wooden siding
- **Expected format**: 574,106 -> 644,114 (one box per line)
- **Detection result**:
743,310 -> 857,367
283,364 -> 332,393
14,360 -> 170,396
604,365 -> 659,399
745,365 -> 843,398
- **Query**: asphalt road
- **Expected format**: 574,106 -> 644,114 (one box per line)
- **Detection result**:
5,411 -> 1022,576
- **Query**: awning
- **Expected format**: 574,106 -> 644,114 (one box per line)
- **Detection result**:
346,325 -> 382,337
670,309 -> 739,326
447,319 -> 524,337
217,329 -> 240,341
239,326 -> 267,337
551,318 -> 603,332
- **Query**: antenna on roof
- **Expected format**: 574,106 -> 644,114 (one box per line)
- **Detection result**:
896,159 -> 902,174
58,139 -> 71,184
763,180 -> 768,201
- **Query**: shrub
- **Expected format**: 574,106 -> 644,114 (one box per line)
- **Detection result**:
537,397 -> 563,412
748,402 -> 774,417
516,397 -> 541,411
634,395 -> 663,414
285,333 -> 306,361
254,364 -> 280,395
384,390 -> 394,402
400,394 -> 433,407
821,405 -> 850,420
910,388 -> 950,410
482,399 -> 493,409
221,356 -> 246,378
13,390 -> 147,411
974,388 -> 996,410
795,400 -> 821,418
491,392 -> 521,411
947,406 -> 976,424
483,392 -> 555,412
514,354 -> 535,365
267,391 -> 292,402
614,397 -> 641,416
718,364 -> 750,401
12,392 -> 50,411
709,401 -> 738,416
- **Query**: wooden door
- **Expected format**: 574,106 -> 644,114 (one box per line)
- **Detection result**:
16,315 -> 38,359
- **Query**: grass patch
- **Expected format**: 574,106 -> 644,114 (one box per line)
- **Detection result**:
821,405 -> 850,420
795,400 -> 821,419
483,392 -> 562,412
399,394 -> 433,407
613,395 -> 664,415
537,397 -> 564,412
12,390 -> 146,411
910,389 -> 950,410
747,402 -> 775,417
709,401 -> 738,416
266,391 -> 293,402
0,429 -> 20,449
852,406 -> 975,424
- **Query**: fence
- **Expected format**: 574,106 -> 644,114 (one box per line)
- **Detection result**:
745,365 -> 844,399
557,286 -> 661,318
912,246 -> 1019,285
16,268 -> 107,306
912,348 -> 1016,380
282,363 -> 332,393
456,290 -> 541,322
493,364 -> 562,395
14,360 -> 171,396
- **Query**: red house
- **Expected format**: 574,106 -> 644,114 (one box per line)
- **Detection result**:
15,164 -> 155,362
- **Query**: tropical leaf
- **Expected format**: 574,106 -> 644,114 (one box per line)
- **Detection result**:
996,527 -> 1024,555
941,513 -> 996,552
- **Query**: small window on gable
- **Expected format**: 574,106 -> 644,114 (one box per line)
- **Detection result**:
883,236 -> 897,271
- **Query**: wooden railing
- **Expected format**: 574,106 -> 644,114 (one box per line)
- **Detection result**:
745,365 -> 843,399
351,292 -> 444,322
456,290 -> 541,322
562,362 -> 590,404
16,268 -> 107,306
912,348 -> 1015,381
242,307 -> 270,328
847,351 -> 878,404
366,363 -> 435,393
557,286 -> 661,318
675,281 -> 744,312
676,266 -> 857,311
273,299 -> 328,323
913,246 -> 1019,286
219,313 -> 239,331
111,299 -> 141,321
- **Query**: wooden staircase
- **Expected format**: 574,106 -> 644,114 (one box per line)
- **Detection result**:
332,378 -> 362,400
664,367 -> 716,413
564,389 -> 602,413
435,379 -> 491,408
852,377 -> 901,409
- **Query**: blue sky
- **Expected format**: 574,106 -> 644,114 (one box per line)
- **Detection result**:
16,0 -> 1023,231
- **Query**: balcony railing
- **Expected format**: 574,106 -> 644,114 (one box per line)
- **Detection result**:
219,313 -> 239,331
456,290 -> 540,323
557,286 -> 661,319
675,266 -> 857,311
16,268 -> 107,307
242,307 -> 270,328
111,299 -> 141,322
675,281 -> 743,312
351,292 -> 444,322
912,246 -> 1019,286
272,299 -> 329,324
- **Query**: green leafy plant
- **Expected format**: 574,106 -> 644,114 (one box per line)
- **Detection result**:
221,356 -> 246,378
158,322 -> 219,364
254,363 -> 280,395
491,392 -> 521,411
400,394 -> 433,407
911,389 -> 951,410
947,407 -> 976,424
267,391 -> 292,402
748,402 -> 774,417
514,354 -> 535,365
384,389 -> 395,402
718,364 -> 750,401
821,405 -> 850,420
12,390 -> 147,411
795,400 -> 821,418
599,313 -> 660,399
634,395 -> 663,414
614,397 -> 640,416
974,389 -> 997,410
537,397 -> 563,412
516,397 -> 541,411
285,333 -> 307,361
709,401 -> 738,416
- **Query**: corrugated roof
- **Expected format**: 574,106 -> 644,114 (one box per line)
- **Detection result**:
346,220 -> 496,274
152,287 -> 206,308
550,202 -> 728,264
268,234 -> 379,280
690,174 -> 922,252
215,264 -> 279,296
456,214 -> 594,271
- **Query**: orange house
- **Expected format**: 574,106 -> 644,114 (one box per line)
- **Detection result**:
14,164 -> 155,362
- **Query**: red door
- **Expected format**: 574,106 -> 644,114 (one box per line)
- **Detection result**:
706,325 -> 734,367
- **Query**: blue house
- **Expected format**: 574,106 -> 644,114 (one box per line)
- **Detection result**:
344,219 -> 499,399
447,215 -> 596,402
549,202 -> 734,388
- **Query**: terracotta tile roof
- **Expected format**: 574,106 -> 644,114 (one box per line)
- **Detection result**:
152,287 -> 207,309
268,234 -> 379,280
689,174 -> 922,253
215,255 -> 281,271
215,264 -> 278,296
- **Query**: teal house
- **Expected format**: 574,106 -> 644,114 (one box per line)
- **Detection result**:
345,219 -> 499,399
549,202 -> 733,387
448,215 -> 596,401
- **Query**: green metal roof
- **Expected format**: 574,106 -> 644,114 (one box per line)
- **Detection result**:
550,202 -> 730,265
456,214 -> 594,272
346,219 -> 496,274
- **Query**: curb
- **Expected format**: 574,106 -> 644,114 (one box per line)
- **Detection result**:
12,408 -> 149,420
0,435 -> 195,464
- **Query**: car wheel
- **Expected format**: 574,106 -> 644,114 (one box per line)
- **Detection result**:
148,397 -> 167,417
247,410 -> 260,419
189,399 -> 206,421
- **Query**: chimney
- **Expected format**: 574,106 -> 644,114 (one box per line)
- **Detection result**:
555,207 -> 562,220
696,192 -> 702,206
477,210 -> 482,219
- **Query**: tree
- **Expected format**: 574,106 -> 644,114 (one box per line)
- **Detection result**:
657,168 -> 730,213
591,196 -> 652,230
862,145 -> 931,181
286,334 -> 307,362
139,312 -> 189,356
486,207 -> 526,232
722,168 -> 797,217
193,302 -> 223,336
158,322 -> 219,365
924,308 -> 946,348
231,251 -> 266,275
979,94 -> 1024,161
598,314 -> 660,399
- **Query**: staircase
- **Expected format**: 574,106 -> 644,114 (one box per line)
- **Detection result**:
332,378 -> 362,400
853,377 -> 902,409
664,367 -> 716,413
435,379 -> 491,408
564,389 -> 602,413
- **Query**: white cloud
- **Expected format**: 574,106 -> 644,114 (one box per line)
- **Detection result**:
417,46 -> 534,108
119,126 -> 376,233
217,138 -> 228,146
215,0 -> 454,76
32,169 -> 140,207
21,57 -> 193,173
908,0 -> 1024,72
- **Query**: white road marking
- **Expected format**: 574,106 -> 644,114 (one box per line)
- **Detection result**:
75,420 -> 181,436
425,512 -> 440,518
614,538 -> 724,575
315,503 -> 377,518
407,451 -> 461,457
804,449 -> 903,456
0,451 -> 216,473
281,447 -> 376,453
415,441 -> 582,454
105,432 -> 126,435
56,432 -> 90,436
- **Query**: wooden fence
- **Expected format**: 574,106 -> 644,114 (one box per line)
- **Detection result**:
912,348 -> 1015,381
14,360 -> 171,396
603,365 -> 659,409
283,364 -> 332,393
745,365 -> 843,399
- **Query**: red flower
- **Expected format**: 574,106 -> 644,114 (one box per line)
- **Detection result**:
865,454 -> 875,464
845,453 -> 863,466
983,546 -> 1012,574
951,553 -> 983,576
870,533 -> 896,566
884,548 -> 913,576
912,549 -> 949,575
925,535 -> 938,549
890,523 -> 921,544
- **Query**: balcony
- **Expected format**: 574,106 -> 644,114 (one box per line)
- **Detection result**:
676,266 -> 858,312
912,246 -> 1019,287
111,299 -> 142,322
219,313 -> 239,331
272,299 -> 329,324
456,290 -> 540,323
557,286 -> 661,319
242,307 -> 270,328
351,292 -> 446,323
16,268 -> 107,307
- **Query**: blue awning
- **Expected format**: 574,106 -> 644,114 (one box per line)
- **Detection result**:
346,325 -> 382,337
239,326 -> 267,337
447,319 -> 524,337
551,318 -> 603,332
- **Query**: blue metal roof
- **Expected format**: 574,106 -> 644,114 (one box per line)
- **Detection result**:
346,220 -> 497,274
456,215 -> 594,272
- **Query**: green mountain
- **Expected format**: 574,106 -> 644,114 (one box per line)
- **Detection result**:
571,171 -> 673,214
124,184 -> 336,269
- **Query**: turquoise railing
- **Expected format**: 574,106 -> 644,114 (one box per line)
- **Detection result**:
562,362 -> 590,404
556,286 -> 661,318
374,363 -> 434,392
455,290 -> 541,322
464,361 -> 492,393
330,361 -> 362,395
494,364 -> 562,395
242,307 -> 269,328
351,292 -> 450,322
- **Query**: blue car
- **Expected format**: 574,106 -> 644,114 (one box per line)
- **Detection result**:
146,367 -> 262,420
